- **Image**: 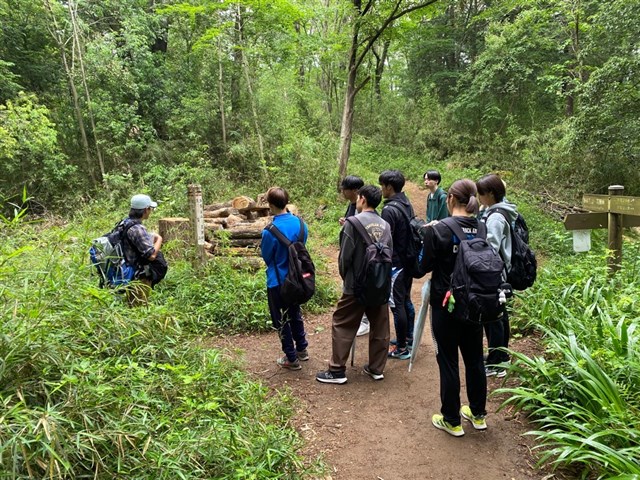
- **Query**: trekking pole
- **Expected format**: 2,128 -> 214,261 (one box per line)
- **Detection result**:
350,336 -> 356,366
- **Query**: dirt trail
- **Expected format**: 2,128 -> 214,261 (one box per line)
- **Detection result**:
213,182 -> 547,480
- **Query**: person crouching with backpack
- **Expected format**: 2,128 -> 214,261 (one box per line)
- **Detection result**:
316,185 -> 392,384
418,179 -> 487,437
476,174 -> 518,378
261,187 -> 310,371
125,194 -> 168,306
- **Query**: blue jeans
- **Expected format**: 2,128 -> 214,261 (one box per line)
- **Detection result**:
267,287 -> 308,361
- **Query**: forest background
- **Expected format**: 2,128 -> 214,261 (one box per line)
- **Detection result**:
1,0 -> 640,479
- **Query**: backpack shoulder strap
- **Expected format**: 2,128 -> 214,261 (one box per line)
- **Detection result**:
442,217 -> 486,241
266,222 -> 292,247
296,217 -> 305,243
385,201 -> 412,222
345,216 -> 373,246
486,207 -> 509,223
485,207 -> 515,235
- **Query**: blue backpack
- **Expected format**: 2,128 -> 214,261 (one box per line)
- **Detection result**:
89,221 -> 137,288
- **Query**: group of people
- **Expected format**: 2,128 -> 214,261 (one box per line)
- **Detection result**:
260,171 -> 519,437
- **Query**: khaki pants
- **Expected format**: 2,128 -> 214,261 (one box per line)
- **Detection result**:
329,294 -> 390,374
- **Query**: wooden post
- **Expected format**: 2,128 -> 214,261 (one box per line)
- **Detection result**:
608,185 -> 624,275
188,184 -> 206,266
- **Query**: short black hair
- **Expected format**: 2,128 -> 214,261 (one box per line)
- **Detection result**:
476,174 -> 506,203
378,170 -> 405,193
423,170 -> 442,184
341,175 -> 364,191
358,185 -> 382,209
129,208 -> 146,219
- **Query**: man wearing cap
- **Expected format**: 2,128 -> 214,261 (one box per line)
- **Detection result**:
123,194 -> 168,304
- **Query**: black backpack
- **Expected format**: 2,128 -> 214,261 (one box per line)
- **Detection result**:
266,217 -> 316,306
345,216 -> 393,307
385,201 -> 427,278
486,208 -> 537,291
442,218 -> 509,324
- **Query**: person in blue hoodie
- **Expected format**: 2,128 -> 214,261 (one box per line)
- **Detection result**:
476,174 -> 518,378
261,187 -> 310,371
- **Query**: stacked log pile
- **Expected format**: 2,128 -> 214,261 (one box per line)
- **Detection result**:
203,195 -> 271,256
159,195 -> 299,270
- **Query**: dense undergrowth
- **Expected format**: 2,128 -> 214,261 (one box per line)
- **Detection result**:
0,194 -> 337,477
2,140 -> 639,478
500,208 -> 640,478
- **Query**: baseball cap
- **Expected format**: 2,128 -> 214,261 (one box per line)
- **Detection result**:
130,194 -> 158,209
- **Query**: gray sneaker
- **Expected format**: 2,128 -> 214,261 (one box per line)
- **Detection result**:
277,356 -> 301,371
297,349 -> 309,361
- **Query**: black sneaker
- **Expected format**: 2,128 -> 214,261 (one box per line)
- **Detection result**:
297,349 -> 309,361
316,370 -> 347,384
363,365 -> 384,381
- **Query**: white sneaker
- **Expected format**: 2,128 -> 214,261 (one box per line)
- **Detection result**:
357,317 -> 370,336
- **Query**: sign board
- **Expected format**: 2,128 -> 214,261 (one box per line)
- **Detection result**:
610,196 -> 640,216
564,212 -> 640,230
582,194 -> 609,213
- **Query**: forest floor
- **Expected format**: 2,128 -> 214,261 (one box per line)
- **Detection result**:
210,182 -> 558,480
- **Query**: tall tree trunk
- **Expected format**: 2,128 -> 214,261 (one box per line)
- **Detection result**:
335,0 -> 439,189
217,40 -> 227,150
44,0 -> 97,187
236,5 -> 266,173
69,0 -> 105,180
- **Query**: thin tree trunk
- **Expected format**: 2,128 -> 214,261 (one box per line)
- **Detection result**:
69,0 -> 105,180
236,5 -> 266,173
217,40 -> 227,150
373,39 -> 390,98
44,0 -> 96,187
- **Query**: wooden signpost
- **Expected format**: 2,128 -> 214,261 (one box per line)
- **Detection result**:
188,184 -> 206,267
564,185 -> 640,275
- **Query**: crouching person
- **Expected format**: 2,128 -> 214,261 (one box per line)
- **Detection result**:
125,194 -> 168,306
317,185 -> 392,384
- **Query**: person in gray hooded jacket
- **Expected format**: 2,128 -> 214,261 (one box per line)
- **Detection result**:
316,185 -> 393,384
476,174 -> 518,377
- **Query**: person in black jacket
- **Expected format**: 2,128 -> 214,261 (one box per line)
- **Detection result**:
379,170 -> 416,360
418,179 -> 487,437
339,175 -> 370,337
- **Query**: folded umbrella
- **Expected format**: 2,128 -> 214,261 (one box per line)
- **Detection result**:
408,279 -> 431,373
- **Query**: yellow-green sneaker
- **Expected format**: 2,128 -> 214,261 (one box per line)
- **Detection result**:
460,405 -> 487,430
432,414 -> 464,437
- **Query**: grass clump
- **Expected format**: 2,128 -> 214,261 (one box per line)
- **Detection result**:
498,244 -> 640,477
0,220 -> 321,478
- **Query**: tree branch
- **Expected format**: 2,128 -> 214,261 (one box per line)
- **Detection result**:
354,76 -> 371,96
355,0 -> 440,70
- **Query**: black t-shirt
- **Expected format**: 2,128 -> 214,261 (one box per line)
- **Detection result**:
419,215 -> 480,308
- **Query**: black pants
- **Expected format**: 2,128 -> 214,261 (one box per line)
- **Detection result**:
484,309 -> 510,365
431,305 -> 487,426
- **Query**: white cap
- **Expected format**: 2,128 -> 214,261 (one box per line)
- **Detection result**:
130,194 -> 158,209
